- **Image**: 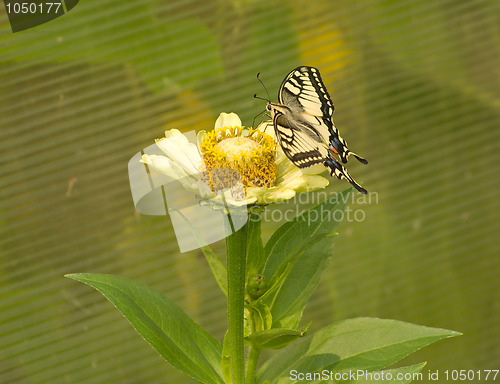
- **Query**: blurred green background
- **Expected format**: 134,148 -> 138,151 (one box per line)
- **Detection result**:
1,0 -> 499,383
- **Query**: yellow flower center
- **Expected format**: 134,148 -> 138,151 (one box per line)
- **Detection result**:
216,137 -> 260,161
199,126 -> 276,195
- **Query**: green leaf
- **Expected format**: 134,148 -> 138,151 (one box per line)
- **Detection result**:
201,244 -> 228,297
262,232 -> 335,329
245,301 -> 272,336
263,188 -> 352,280
245,325 -> 309,350
268,235 -> 335,328
257,317 -> 460,384
262,189 -> 353,328
65,273 -> 224,384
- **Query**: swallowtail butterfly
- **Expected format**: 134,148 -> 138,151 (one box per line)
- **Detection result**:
262,66 -> 368,194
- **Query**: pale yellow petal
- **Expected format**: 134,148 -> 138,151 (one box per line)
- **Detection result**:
156,130 -> 202,175
140,154 -> 182,179
214,112 -> 242,129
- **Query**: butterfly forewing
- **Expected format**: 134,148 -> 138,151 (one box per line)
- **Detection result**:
279,67 -> 334,120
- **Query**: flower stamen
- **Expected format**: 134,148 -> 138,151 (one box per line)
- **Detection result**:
199,126 -> 277,195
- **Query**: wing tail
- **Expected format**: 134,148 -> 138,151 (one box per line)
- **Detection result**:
324,156 -> 367,194
349,151 -> 368,165
331,144 -> 368,165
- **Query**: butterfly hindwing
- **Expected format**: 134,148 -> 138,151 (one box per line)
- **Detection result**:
273,111 -> 326,168
266,66 -> 368,193
324,156 -> 368,195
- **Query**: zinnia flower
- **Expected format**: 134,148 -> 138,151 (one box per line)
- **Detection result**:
140,112 -> 329,206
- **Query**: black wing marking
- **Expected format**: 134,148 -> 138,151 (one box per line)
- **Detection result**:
324,156 -> 367,194
272,111 -> 326,168
279,66 -> 333,121
269,111 -> 367,193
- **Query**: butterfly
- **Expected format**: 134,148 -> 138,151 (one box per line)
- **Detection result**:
260,66 -> 368,194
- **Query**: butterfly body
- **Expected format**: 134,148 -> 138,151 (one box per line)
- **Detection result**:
265,66 -> 368,194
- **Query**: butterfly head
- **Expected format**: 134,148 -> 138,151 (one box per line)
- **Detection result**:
266,103 -> 274,117
262,102 -> 279,121
265,102 -> 291,120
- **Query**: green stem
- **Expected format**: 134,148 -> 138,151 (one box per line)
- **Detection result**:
245,346 -> 261,384
226,215 -> 248,384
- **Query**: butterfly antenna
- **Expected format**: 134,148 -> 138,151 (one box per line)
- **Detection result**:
253,94 -> 268,102
256,72 -> 271,102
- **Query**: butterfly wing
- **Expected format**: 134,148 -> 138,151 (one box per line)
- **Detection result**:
267,66 -> 367,193
279,66 -> 367,165
324,156 -> 368,194
271,111 -> 367,194
271,107 -> 328,168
